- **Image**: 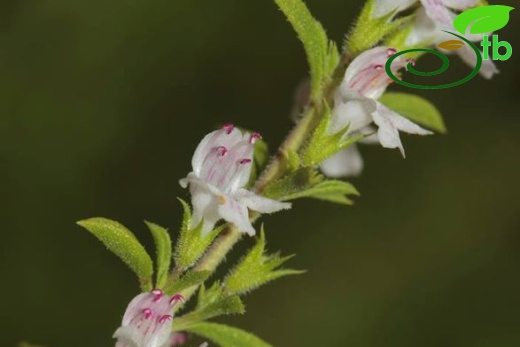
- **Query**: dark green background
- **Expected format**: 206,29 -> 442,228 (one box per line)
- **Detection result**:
1,1 -> 519,346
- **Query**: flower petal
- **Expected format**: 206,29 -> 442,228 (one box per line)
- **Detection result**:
372,103 -> 433,156
372,0 -> 417,18
341,47 -> 407,100
191,126 -> 243,177
237,189 -> 292,214
420,0 -> 456,29
456,44 -> 499,79
218,197 -> 256,236
441,0 -> 479,11
321,145 -> 364,178
330,93 -> 375,135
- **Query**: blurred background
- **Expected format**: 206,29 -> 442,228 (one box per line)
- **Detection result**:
1,0 -> 519,346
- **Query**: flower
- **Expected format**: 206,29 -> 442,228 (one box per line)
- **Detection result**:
180,124 -> 291,236
113,289 -> 184,347
321,47 -> 432,178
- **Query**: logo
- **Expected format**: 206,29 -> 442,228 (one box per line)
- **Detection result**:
386,5 -> 515,89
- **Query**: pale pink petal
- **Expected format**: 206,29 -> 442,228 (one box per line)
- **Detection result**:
218,197 -> 255,236
372,103 -> 432,157
372,0 -> 417,18
406,8 -> 439,45
330,94 -> 375,135
341,47 -> 407,99
420,0 -> 456,29
441,0 -> 479,11
237,189 -> 292,213
191,126 -> 242,176
321,145 -> 364,178
114,291 -> 178,347
456,44 -> 499,79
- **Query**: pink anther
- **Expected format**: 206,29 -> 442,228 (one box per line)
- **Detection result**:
387,48 -> 397,56
250,132 -> 262,144
374,65 -> 383,71
170,294 -> 185,305
239,158 -> 252,165
151,289 -> 164,302
216,146 -> 228,156
142,308 -> 153,319
222,123 -> 234,134
159,315 -> 173,324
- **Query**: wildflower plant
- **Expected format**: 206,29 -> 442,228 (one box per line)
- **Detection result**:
75,0 -> 505,346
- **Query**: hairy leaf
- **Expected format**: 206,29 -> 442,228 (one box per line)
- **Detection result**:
346,0 -> 414,56
273,0 -> 335,101
77,218 -> 153,290
164,270 -> 211,296
145,221 -> 172,289
224,229 -> 304,295
174,199 -> 223,269
302,102 -> 365,166
185,322 -> 272,347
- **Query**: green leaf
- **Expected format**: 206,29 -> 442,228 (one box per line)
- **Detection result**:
164,270 -> 210,296
174,199 -> 223,269
454,5 -> 514,35
173,282 -> 245,331
174,295 -> 245,331
224,229 -> 304,295
77,218 -> 153,291
263,167 -> 359,205
263,167 -> 323,201
302,102 -> 366,166
185,322 -> 272,347
379,92 -> 446,133
272,0 -> 333,101
145,221 -> 172,289
287,179 -> 359,205
346,0 -> 414,56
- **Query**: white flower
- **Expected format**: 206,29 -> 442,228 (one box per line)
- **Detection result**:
180,124 -> 291,236
321,47 -> 432,178
407,2 -> 499,79
113,289 -> 184,347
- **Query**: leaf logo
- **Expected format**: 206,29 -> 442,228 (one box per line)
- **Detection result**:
453,5 -> 515,35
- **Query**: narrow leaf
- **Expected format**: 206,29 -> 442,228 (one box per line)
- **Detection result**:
145,221 -> 172,289
224,229 -> 303,295
185,322 -> 272,347
164,270 -> 211,296
174,296 -> 245,331
77,218 -> 153,290
273,0 -> 330,100
174,199 -> 223,269
285,179 -> 359,205
346,0 -> 414,56
379,92 -> 446,133
263,167 -> 323,201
